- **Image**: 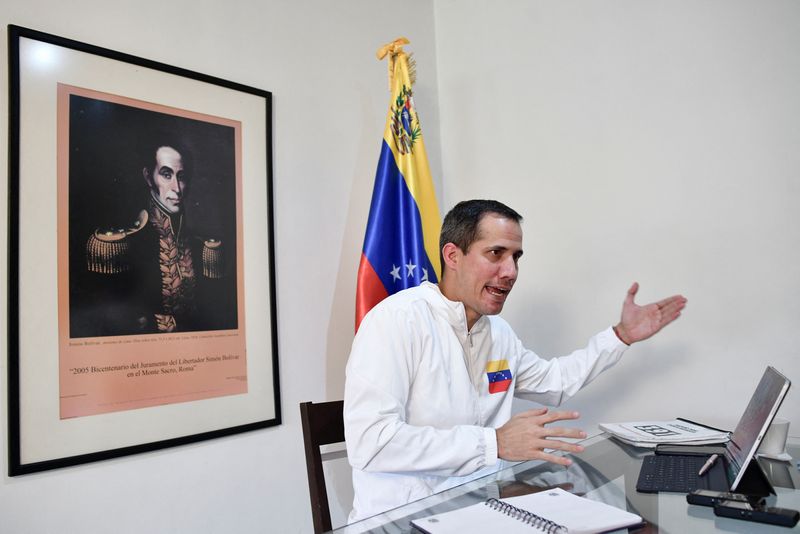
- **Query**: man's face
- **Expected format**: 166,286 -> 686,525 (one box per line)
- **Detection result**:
445,214 -> 523,328
146,146 -> 187,214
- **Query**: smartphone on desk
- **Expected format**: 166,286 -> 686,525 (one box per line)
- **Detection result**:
686,489 -> 763,507
714,499 -> 799,527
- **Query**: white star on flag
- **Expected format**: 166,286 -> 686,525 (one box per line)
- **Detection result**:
421,267 -> 428,282
405,260 -> 417,278
390,264 -> 401,282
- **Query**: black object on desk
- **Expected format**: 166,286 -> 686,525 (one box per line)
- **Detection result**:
638,453 -> 727,493
687,489 -> 764,507
655,443 -> 727,456
714,500 -> 800,527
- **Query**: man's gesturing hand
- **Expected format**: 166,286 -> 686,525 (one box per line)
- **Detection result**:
614,282 -> 687,345
496,408 -> 587,466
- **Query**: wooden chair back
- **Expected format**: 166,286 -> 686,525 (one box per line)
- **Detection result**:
300,400 -> 346,534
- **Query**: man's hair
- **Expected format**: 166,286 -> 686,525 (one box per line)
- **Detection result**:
439,199 -> 523,269
143,139 -> 194,179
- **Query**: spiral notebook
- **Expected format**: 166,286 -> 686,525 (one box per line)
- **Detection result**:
411,488 -> 642,534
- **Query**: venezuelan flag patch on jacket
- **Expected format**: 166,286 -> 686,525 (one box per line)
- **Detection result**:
486,359 -> 512,393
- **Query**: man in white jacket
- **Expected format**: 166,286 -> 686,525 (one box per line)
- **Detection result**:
344,199 -> 686,522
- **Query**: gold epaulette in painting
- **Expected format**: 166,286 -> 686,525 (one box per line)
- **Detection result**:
202,239 -> 224,279
86,210 -> 148,274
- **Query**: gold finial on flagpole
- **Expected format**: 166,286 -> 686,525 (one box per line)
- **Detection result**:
376,37 -> 409,60
377,37 -> 415,90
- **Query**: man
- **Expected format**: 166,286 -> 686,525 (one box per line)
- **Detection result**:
76,142 -> 234,336
344,199 -> 686,521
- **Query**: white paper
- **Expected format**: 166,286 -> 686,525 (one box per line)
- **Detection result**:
599,419 -> 729,447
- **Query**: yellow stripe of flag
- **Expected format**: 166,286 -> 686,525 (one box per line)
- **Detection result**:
485,360 -> 510,373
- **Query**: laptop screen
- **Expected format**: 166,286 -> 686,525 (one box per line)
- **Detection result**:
724,366 -> 791,490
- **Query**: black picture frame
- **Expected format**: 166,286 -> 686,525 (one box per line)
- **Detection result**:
7,25 -> 280,475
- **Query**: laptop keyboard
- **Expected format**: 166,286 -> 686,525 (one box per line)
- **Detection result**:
636,454 -> 709,493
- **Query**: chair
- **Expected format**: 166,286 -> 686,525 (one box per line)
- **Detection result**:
300,400 -> 346,534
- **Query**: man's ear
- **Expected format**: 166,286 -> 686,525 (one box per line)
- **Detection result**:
441,242 -> 462,271
142,167 -> 152,187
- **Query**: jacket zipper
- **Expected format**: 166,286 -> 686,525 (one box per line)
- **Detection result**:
465,330 -> 484,425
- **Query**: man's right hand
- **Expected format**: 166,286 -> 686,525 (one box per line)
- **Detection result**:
496,408 -> 586,465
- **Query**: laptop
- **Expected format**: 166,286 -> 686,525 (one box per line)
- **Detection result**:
636,366 -> 791,494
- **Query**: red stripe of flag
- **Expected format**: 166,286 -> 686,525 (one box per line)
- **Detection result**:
355,254 -> 389,331
488,379 -> 512,394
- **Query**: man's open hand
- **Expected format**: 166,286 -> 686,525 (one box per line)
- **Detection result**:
614,282 -> 687,345
496,408 -> 586,465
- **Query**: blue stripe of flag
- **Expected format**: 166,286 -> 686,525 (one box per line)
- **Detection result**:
487,369 -> 513,383
362,140 -> 438,295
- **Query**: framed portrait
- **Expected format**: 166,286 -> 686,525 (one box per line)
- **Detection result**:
7,25 -> 280,475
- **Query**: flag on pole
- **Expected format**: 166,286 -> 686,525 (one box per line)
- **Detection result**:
356,38 -> 441,331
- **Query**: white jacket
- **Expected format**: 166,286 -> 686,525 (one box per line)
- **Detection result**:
344,282 -> 626,522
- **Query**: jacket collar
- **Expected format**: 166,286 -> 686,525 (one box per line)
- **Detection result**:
420,282 -> 489,338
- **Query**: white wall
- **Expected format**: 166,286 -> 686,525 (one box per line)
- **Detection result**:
434,0 -> 799,433
3,2 -> 799,533
0,1 -> 440,532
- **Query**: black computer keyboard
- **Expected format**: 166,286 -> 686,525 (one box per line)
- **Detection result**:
636,454 -> 708,493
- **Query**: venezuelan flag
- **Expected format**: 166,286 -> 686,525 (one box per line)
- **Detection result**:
356,41 -> 441,330
486,360 -> 513,394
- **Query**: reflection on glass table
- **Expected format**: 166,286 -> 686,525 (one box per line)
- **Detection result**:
329,433 -> 800,534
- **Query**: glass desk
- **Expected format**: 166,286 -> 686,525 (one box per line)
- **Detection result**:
330,433 -> 800,533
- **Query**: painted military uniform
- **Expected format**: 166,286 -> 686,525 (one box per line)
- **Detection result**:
79,197 -> 231,336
